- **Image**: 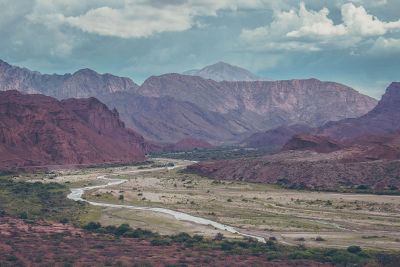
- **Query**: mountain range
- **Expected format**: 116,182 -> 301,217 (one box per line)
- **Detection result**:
0,59 -> 377,144
0,59 -> 138,99
189,83 -> 400,191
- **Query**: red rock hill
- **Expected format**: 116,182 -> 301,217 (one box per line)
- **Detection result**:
0,90 -> 147,170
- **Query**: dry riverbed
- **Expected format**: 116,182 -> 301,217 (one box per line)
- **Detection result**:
19,158 -> 400,251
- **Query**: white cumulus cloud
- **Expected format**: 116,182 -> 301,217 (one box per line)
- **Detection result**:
27,0 -> 269,38
240,2 -> 400,52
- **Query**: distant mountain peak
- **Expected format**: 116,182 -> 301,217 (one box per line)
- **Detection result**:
386,82 -> 400,95
183,61 -> 264,82
371,82 -> 400,113
74,68 -> 99,76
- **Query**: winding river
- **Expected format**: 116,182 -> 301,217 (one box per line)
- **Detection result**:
67,172 -> 266,243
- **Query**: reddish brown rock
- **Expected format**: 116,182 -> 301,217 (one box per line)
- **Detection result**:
0,90 -> 147,170
283,134 -> 343,153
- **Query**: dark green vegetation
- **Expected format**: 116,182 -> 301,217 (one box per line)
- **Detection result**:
86,160 -> 155,169
82,222 -> 400,267
152,146 -> 274,161
0,175 -> 87,224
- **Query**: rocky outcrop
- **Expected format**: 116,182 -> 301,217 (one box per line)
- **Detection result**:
0,60 -> 138,99
0,90 -> 147,170
282,134 -> 343,153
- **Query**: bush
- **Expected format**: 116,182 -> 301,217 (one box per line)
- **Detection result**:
214,233 -> 224,241
59,218 -> 69,224
220,241 -> 234,251
150,238 -> 171,246
356,185 -> 369,190
124,228 -> 156,239
172,232 -> 192,243
347,245 -> 362,254
315,236 -> 325,242
192,235 -> 204,242
115,224 -> 131,236
83,222 -> 102,231
18,211 -> 28,219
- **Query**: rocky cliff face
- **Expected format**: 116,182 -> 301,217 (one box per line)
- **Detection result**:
0,91 -> 147,170
137,74 -> 377,132
315,82 -> 400,140
99,92 -> 242,143
0,60 -> 138,99
189,82 -> 400,191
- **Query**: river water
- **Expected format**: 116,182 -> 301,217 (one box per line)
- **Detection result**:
67,174 -> 266,243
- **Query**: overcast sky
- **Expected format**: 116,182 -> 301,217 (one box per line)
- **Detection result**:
1,0 -> 399,98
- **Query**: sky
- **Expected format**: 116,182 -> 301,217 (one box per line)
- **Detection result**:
0,0 -> 399,99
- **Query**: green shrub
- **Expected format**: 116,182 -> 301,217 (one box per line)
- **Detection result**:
150,238 -> 171,246
172,232 -> 192,243
214,233 -> 224,241
221,241 -> 234,251
83,222 -> 101,231
347,245 -> 362,254
115,224 -> 131,236
18,211 -> 28,219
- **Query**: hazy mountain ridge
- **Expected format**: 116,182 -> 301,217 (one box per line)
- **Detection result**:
183,62 -> 263,81
0,60 -> 138,99
137,74 -> 377,134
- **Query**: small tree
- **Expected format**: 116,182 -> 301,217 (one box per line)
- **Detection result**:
214,233 -> 224,241
347,245 -> 362,254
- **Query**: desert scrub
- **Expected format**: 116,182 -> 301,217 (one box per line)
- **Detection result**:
0,177 -> 88,223
80,221 -> 397,267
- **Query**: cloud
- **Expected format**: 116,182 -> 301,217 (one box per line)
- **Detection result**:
341,3 -> 400,36
240,2 -> 400,51
369,37 -> 400,54
26,0 -> 268,38
285,3 -> 346,38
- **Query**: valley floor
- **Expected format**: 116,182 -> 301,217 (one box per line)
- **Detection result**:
20,158 -> 400,252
